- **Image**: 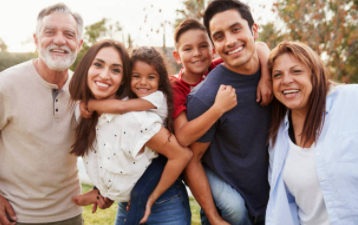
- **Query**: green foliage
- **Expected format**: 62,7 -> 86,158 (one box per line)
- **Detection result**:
81,183 -> 201,225
261,0 -> 358,83
70,19 -> 123,71
0,51 -> 37,72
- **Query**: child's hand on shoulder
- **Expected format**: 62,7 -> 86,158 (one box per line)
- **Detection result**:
213,84 -> 237,114
256,76 -> 273,106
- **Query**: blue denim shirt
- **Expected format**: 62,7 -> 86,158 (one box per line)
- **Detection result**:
266,84 -> 358,225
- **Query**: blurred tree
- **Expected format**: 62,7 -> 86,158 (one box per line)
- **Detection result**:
174,0 -> 207,28
0,52 -> 37,71
70,18 -> 123,71
0,38 -> 8,52
263,0 -> 358,83
127,34 -> 134,50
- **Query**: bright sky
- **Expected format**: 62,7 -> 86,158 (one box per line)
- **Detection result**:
0,0 -> 275,52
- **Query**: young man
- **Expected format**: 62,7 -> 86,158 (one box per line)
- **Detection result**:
171,19 -> 271,147
0,3 -> 84,225
185,0 -> 271,224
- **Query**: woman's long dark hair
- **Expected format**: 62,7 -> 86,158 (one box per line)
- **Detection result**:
69,39 -> 131,156
268,41 -> 330,147
129,47 -> 175,134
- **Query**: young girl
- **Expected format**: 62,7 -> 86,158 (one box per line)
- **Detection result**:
69,41 -> 192,224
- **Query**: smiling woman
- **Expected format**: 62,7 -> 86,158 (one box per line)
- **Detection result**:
266,41 -> 358,225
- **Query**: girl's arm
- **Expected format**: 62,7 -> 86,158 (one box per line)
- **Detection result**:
174,85 -> 237,147
87,98 -> 155,114
256,41 -> 273,106
139,127 -> 193,223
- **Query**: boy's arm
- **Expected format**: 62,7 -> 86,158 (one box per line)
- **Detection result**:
174,85 -> 237,147
87,98 -> 155,114
256,41 -> 273,106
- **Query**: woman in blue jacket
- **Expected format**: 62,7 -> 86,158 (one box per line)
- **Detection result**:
265,41 -> 358,225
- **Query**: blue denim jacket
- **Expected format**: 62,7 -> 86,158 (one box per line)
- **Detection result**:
266,84 -> 358,225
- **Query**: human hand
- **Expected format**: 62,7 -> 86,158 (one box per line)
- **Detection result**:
95,195 -> 114,212
72,188 -> 99,207
256,76 -> 273,106
213,85 -> 237,114
126,201 -> 131,212
0,196 -> 17,225
80,101 -> 93,119
139,195 -> 155,224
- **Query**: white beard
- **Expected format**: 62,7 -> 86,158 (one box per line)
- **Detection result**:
39,44 -> 77,71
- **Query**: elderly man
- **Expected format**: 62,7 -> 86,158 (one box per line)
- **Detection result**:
0,3 -> 83,225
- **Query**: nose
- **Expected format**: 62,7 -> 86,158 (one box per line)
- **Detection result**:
282,74 -> 293,85
99,68 -> 110,80
138,77 -> 147,85
53,33 -> 66,46
193,47 -> 202,57
225,32 -> 237,48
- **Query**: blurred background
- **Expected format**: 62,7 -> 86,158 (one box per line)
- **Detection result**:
1,0 -> 357,82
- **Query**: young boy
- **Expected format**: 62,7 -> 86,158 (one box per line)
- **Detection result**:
170,19 -> 272,147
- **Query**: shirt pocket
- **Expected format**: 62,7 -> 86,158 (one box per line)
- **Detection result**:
334,131 -> 358,162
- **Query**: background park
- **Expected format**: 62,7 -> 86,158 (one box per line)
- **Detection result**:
1,0 -> 357,224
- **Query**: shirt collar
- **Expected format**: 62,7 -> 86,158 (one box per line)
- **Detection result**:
99,113 -> 115,124
325,84 -> 336,114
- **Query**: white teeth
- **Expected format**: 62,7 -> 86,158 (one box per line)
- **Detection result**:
283,89 -> 299,95
96,82 -> 109,88
228,46 -> 243,55
51,49 -> 66,53
193,60 -> 204,64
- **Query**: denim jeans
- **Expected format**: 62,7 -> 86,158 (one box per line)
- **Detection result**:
114,155 -> 191,225
200,167 -> 265,225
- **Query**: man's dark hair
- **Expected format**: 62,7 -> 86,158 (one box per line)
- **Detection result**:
203,0 -> 254,39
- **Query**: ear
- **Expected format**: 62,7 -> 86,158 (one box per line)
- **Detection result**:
77,39 -> 84,53
33,34 -> 39,48
252,23 -> 259,40
172,50 -> 182,65
211,47 -> 216,59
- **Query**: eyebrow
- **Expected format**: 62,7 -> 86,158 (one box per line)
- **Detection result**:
94,58 -> 123,68
64,28 -> 76,36
211,22 -> 241,38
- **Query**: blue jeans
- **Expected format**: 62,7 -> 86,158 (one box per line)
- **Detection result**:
200,167 -> 265,225
114,155 -> 191,225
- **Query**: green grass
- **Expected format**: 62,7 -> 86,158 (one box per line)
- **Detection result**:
81,183 -> 201,225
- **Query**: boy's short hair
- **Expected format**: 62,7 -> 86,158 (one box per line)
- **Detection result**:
174,19 -> 207,48
203,0 -> 254,39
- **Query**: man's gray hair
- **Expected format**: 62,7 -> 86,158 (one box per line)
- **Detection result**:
36,3 -> 83,41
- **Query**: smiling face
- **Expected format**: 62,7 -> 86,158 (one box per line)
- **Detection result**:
131,61 -> 159,98
272,53 -> 313,115
173,29 -> 214,78
87,47 -> 123,100
35,12 -> 82,71
209,9 -> 258,74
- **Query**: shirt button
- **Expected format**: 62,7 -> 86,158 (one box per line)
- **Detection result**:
56,99 -> 58,102
328,202 -> 332,206
316,152 -> 320,156
56,108 -> 58,112
321,177 -> 325,181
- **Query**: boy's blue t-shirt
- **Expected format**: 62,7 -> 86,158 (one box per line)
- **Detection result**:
187,64 -> 270,216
